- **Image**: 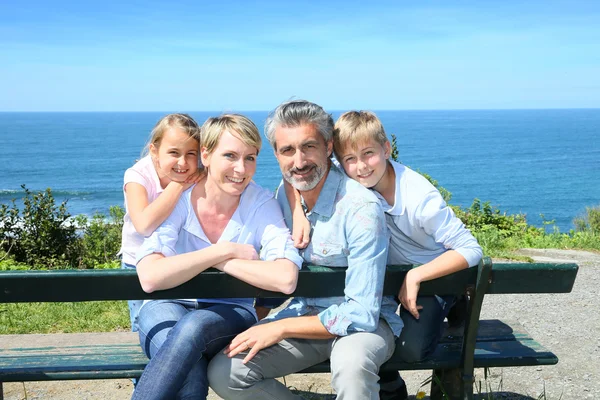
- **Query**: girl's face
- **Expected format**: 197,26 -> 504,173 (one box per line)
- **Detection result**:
151,127 -> 199,187
201,130 -> 258,197
339,139 -> 391,189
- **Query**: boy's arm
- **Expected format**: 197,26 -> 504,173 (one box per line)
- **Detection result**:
399,190 -> 483,318
283,180 -> 311,249
399,251 -> 468,319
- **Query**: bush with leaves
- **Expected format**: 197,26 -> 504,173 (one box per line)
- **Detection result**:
0,185 -> 82,269
574,205 -> 600,234
76,206 -> 124,269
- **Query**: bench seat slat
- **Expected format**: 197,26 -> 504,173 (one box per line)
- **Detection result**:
0,320 -> 556,382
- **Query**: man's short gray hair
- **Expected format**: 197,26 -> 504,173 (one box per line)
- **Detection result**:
265,100 -> 334,149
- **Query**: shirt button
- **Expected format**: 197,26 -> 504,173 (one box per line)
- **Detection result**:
322,249 -> 328,254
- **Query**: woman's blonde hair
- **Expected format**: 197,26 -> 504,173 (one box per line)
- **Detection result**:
201,114 -> 261,154
142,113 -> 201,157
333,111 -> 388,158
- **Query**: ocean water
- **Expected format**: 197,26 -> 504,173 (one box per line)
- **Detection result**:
1,109 -> 598,232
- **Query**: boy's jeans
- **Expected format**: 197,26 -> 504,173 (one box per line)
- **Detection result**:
132,299 -> 255,400
380,295 -> 456,391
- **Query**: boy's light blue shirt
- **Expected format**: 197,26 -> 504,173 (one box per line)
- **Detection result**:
270,164 -> 403,337
136,181 -> 304,319
378,160 -> 483,267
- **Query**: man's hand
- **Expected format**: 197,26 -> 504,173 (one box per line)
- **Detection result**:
224,322 -> 285,364
398,268 -> 423,319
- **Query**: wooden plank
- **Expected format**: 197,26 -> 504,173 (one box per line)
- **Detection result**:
488,263 -> 578,294
439,319 -> 532,344
0,262 -> 579,303
0,319 -> 555,382
0,265 -> 479,303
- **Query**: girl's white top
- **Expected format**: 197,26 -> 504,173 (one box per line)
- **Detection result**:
120,155 -> 163,265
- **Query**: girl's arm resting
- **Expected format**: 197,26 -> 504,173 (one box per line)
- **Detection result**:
214,258 -> 299,295
125,181 -> 188,236
136,242 -> 243,293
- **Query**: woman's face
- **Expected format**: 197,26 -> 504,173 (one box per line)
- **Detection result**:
201,130 -> 258,197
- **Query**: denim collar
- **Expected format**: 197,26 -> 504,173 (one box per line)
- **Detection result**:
308,163 -> 343,219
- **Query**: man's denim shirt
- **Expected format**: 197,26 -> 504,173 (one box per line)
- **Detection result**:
269,164 -> 403,337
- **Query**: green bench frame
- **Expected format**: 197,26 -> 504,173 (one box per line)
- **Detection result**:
0,257 -> 578,400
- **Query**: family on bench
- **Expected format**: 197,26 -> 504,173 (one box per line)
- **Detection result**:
121,99 -> 482,400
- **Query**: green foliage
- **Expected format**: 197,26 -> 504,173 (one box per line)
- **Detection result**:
76,206 -> 125,268
0,186 -> 125,270
573,205 -> 600,234
390,133 -> 400,163
453,199 -> 529,239
0,185 -> 80,269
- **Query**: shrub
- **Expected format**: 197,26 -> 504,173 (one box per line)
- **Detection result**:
0,185 -> 81,269
574,205 -> 600,234
77,206 -> 124,268
453,199 -> 529,239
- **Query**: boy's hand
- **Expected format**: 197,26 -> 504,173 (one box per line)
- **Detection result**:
292,214 -> 311,249
398,269 -> 423,319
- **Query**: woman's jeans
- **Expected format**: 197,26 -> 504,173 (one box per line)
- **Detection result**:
132,299 -> 256,400
121,262 -> 142,332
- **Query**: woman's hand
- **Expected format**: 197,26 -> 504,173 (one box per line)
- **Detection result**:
398,268 -> 423,320
228,243 -> 259,261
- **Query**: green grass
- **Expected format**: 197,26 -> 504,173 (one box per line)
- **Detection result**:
0,301 -> 130,334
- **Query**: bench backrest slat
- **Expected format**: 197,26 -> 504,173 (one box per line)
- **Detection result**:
0,261 -> 578,303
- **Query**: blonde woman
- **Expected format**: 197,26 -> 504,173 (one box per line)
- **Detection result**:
132,114 -> 302,400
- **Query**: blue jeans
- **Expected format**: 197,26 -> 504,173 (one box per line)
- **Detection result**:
380,295 -> 456,390
121,262 -> 143,332
132,300 -> 256,400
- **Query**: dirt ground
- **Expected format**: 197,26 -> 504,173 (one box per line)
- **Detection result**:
3,248 -> 598,399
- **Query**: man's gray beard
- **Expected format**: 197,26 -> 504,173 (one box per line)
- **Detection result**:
284,164 -> 326,192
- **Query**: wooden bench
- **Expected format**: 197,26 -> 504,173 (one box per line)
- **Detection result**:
0,258 -> 578,400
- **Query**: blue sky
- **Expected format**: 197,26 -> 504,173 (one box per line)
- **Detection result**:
1,1 -> 599,111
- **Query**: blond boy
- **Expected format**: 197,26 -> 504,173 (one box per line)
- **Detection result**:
333,111 -> 483,400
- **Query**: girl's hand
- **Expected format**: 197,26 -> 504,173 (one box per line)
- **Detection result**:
182,170 -> 205,189
292,213 -> 311,249
398,268 -> 423,320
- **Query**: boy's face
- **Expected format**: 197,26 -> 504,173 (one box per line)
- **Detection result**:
338,139 -> 391,189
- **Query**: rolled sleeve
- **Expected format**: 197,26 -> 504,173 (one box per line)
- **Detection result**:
135,211 -> 183,264
256,198 -> 303,269
418,191 -> 483,267
318,202 -> 388,336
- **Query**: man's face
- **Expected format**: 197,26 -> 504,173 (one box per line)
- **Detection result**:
273,124 -> 332,192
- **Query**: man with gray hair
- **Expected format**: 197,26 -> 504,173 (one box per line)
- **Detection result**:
208,100 -> 402,399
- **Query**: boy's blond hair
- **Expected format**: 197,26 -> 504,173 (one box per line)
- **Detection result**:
333,111 -> 388,159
